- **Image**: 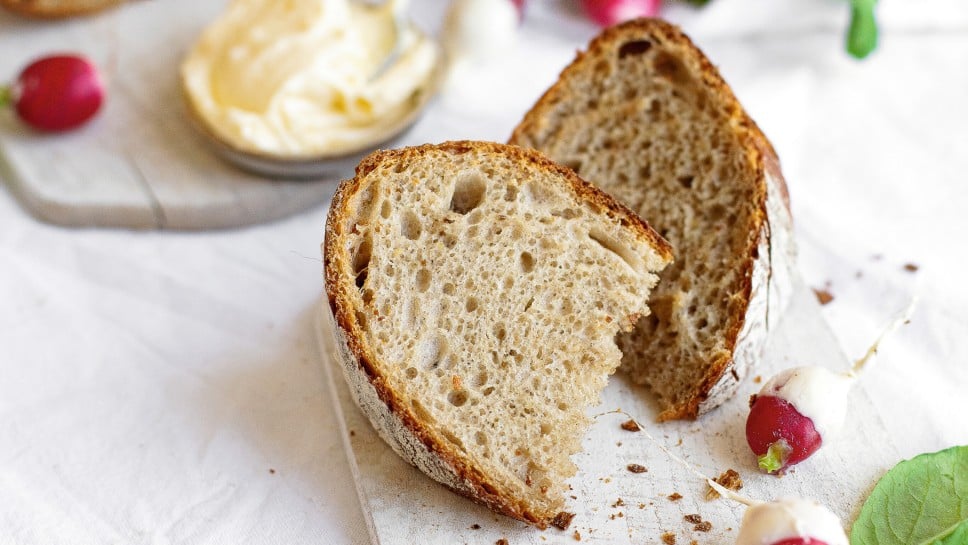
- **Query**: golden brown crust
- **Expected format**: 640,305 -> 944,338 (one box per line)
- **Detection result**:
0,0 -> 124,18
325,140 -> 671,527
510,18 -> 789,421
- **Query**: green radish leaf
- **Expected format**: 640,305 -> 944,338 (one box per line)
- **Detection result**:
931,520 -> 968,545
850,445 -> 968,545
0,85 -> 12,109
682,0 -> 712,6
847,0 -> 879,58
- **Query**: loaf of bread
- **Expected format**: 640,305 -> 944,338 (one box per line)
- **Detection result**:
324,141 -> 672,527
0,0 -> 124,18
510,19 -> 796,421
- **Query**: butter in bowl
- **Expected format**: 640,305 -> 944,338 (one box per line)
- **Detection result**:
181,0 -> 442,178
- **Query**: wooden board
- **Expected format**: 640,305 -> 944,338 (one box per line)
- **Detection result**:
0,2 -> 341,230
315,274 -> 901,545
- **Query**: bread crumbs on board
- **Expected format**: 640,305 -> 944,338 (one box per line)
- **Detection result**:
620,419 -> 641,432
667,492 -> 683,501
706,469 -> 743,500
904,263 -> 919,272
812,288 -> 834,305
661,531 -> 676,544
552,511 -> 575,530
572,530 -> 581,541
626,463 -> 648,473
496,539 -> 509,545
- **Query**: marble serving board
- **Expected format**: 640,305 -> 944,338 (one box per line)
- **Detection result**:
315,274 -> 900,545
0,2 -> 339,230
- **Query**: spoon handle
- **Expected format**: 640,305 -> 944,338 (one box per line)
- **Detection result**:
369,0 -> 408,82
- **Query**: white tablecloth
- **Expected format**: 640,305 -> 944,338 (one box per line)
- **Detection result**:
2,1 -> 967,543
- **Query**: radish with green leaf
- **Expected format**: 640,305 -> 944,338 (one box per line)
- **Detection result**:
747,301 -> 916,474
1,54 -> 104,132
610,411 -> 851,545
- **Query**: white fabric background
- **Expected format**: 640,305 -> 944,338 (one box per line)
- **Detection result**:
1,1 -> 967,543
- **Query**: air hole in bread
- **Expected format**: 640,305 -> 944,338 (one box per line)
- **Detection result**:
539,423 -> 552,435
589,229 -> 641,272
551,208 -> 579,219
410,399 -> 433,423
352,235 -> 372,288
495,325 -> 507,342
708,204 -> 726,221
448,390 -> 469,407
443,282 -> 455,295
442,429 -> 465,451
482,386 -> 495,397
466,297 -> 479,312
380,200 -> 391,219
416,268 -> 431,292
405,367 -> 418,379
678,175 -> 695,189
524,297 -> 535,312
416,335 -> 446,370
520,252 -> 535,273
504,184 -> 519,202
618,39 -> 652,59
450,172 -> 486,214
475,431 -> 488,445
401,210 -> 421,240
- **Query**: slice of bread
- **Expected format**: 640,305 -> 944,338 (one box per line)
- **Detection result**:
324,141 -> 672,527
0,0 -> 124,18
510,19 -> 796,421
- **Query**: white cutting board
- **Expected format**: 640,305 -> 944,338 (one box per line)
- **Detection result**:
0,2 -> 337,230
316,274 -> 900,545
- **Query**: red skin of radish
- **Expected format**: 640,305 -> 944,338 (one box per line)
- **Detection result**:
580,0 -> 660,27
8,55 -> 104,132
746,394 -> 823,473
772,538 -> 830,545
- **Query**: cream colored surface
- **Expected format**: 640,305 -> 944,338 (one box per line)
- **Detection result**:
761,366 -> 854,440
736,497 -> 849,545
181,0 -> 439,157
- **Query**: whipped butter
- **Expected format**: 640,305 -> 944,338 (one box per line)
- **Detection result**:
182,0 -> 439,157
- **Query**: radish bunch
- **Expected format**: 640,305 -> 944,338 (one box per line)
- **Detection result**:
1,54 -> 104,132
746,301 -> 916,474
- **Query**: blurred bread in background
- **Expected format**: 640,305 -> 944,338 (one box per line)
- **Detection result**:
0,0 -> 125,18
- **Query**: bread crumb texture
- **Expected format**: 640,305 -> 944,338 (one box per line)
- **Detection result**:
511,18 -> 777,420
326,141 -> 670,525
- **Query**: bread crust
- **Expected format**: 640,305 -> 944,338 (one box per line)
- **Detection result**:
510,18 -> 795,420
0,0 -> 124,18
324,141 -> 671,527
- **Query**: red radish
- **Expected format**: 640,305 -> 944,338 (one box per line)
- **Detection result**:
746,300 -> 916,474
580,0 -> 660,27
1,54 -> 104,132
730,494 -> 847,545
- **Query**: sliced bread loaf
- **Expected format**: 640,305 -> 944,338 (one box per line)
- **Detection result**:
0,0 -> 124,18
324,141 -> 672,527
510,19 -> 796,421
